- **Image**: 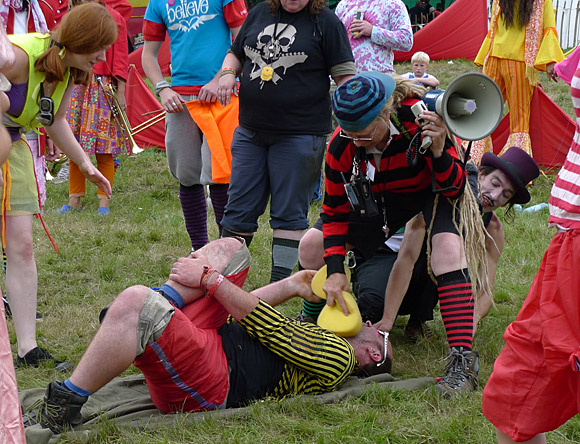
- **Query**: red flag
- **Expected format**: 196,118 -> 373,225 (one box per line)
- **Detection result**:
125,65 -> 166,151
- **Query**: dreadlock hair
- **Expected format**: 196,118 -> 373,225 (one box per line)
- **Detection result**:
499,0 -> 535,29
425,141 -> 491,304
35,3 -> 117,85
373,76 -> 490,301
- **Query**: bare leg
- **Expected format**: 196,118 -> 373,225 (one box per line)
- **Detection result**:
496,428 -> 546,444
68,285 -> 147,393
4,214 -> 38,357
298,228 -> 325,270
430,232 -> 467,276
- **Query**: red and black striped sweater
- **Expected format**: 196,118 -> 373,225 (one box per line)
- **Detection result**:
322,98 -> 467,275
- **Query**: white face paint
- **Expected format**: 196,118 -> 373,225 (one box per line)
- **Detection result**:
478,169 -> 516,212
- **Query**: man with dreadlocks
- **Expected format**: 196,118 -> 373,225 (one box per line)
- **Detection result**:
470,0 -> 564,163
297,72 -> 487,396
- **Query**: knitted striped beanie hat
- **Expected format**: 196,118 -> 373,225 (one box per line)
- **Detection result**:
332,72 -> 396,132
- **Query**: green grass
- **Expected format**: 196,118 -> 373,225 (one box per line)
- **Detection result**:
6,59 -> 580,443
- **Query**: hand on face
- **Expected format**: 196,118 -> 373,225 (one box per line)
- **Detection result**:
169,252 -> 211,288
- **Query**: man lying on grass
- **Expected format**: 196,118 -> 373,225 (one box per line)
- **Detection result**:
25,237 -> 392,434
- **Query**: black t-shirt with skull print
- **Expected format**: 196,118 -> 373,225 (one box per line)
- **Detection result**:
230,2 -> 354,135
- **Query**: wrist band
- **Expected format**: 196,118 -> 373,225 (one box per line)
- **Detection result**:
206,274 -> 224,298
219,67 -> 237,78
154,79 -> 171,96
200,266 -> 218,296
159,284 -> 185,309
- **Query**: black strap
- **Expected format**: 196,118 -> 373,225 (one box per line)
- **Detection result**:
390,114 -> 412,141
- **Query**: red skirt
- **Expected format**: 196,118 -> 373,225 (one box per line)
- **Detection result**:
482,229 -> 580,441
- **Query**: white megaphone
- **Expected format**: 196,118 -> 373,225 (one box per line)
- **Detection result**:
410,72 -> 504,152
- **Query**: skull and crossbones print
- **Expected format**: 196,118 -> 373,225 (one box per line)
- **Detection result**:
243,23 -> 308,86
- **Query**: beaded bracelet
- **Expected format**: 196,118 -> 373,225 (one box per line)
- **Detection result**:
219,67 -> 237,78
200,266 -> 218,295
206,274 -> 224,298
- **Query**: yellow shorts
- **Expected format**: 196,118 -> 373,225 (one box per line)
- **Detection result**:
2,137 -> 40,216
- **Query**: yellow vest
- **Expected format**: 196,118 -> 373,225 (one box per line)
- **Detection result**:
6,33 -> 71,132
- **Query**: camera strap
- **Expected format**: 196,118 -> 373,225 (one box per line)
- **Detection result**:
390,114 -> 412,141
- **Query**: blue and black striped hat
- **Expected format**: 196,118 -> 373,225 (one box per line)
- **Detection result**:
332,72 -> 396,132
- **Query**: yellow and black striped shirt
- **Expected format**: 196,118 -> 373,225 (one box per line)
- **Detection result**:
237,300 -> 358,399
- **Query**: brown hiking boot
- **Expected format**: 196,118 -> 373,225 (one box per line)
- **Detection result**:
434,347 -> 479,398
23,381 -> 88,434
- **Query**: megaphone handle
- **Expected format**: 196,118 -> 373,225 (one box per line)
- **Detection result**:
419,136 -> 432,154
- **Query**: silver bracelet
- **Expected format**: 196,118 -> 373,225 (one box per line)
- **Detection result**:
154,79 -> 171,96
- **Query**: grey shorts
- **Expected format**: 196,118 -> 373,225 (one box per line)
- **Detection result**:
136,289 -> 175,356
165,94 -> 214,187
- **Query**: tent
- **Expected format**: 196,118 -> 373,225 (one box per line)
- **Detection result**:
490,87 -> 576,169
394,0 -> 487,61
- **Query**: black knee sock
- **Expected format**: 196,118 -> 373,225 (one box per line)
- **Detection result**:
221,227 -> 253,247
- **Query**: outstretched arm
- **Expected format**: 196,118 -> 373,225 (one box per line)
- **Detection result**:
374,215 -> 426,332
251,270 -> 323,308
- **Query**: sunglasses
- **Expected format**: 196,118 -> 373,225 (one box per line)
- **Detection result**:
339,125 -> 378,142
376,329 -> 390,367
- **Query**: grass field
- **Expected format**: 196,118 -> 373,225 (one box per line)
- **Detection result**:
7,59 -> 580,443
